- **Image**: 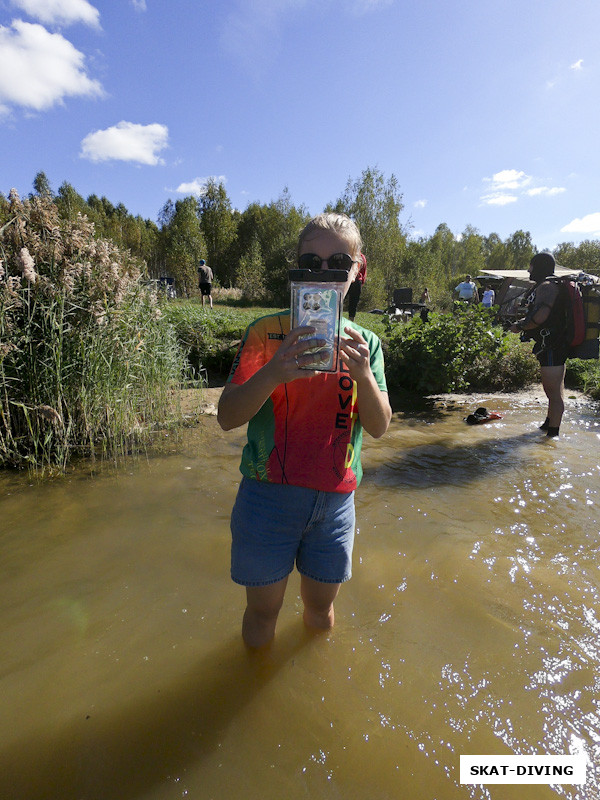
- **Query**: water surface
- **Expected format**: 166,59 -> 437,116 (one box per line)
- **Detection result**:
1,389 -> 599,800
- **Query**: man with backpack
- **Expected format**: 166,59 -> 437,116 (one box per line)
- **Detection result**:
509,252 -> 567,438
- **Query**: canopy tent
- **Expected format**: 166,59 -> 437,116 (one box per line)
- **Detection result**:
479,268 -> 577,280
477,268 -> 577,321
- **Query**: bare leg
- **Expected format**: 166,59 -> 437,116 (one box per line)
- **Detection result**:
300,575 -> 340,631
243,577 -> 288,648
540,364 -> 566,430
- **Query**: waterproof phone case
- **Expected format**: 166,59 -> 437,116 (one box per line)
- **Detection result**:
289,269 -> 346,372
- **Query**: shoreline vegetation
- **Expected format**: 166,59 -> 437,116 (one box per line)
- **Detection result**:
1,186 -> 599,471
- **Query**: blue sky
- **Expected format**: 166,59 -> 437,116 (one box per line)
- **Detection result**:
1,0 -> 600,250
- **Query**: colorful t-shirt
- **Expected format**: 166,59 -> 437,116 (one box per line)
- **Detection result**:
227,311 -> 387,493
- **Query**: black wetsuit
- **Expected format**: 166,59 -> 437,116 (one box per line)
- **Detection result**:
524,280 -> 568,367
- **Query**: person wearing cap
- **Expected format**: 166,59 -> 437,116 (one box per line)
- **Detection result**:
198,259 -> 214,308
509,252 -> 566,437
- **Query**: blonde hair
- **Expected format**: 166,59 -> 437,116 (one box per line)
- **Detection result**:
297,213 -> 362,259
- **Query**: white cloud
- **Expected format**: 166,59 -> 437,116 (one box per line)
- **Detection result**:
80,121 -> 169,165
561,213 -> 600,236
131,0 -> 147,11
486,169 -> 532,191
174,176 -> 227,196
11,0 -> 101,28
0,20 -> 102,112
481,193 -> 518,206
413,199 -> 427,209
526,186 -> 566,197
570,59 -> 583,71
481,169 -> 567,207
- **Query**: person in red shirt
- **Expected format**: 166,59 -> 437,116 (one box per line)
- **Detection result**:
218,214 -> 391,648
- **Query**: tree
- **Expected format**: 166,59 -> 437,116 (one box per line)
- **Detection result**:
55,181 -> 88,221
455,225 -> 485,278
483,233 -> 507,271
197,179 -> 238,286
331,167 -> 407,307
505,230 -> 535,270
236,233 -> 266,303
429,223 -> 458,281
160,197 -> 205,296
32,171 -> 54,199
233,189 -> 309,305
554,240 -> 600,275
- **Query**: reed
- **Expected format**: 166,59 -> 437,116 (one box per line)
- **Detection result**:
0,190 -> 187,470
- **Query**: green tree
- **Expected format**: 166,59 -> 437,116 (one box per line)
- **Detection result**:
197,179 -> 238,286
455,225 -> 485,278
234,189 -> 309,305
505,230 -> 535,270
236,233 -> 266,303
331,166 -> 407,307
160,197 -> 205,296
55,181 -> 89,221
554,240 -> 600,275
400,238 -> 446,306
31,171 -> 54,199
483,233 -> 508,271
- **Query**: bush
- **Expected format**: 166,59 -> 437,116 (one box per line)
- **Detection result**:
0,191 -> 187,469
565,358 -> 600,400
162,302 -> 278,376
383,304 -> 523,394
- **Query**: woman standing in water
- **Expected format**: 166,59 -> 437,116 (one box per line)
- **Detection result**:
218,213 -> 391,648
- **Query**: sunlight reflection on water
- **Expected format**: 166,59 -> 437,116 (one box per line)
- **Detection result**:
1,391 -> 599,799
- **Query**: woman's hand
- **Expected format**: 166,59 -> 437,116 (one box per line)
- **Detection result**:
339,326 -> 372,381
338,326 -> 392,438
265,326 -> 329,385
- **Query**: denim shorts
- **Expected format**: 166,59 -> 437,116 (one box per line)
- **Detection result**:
230,478 -> 355,587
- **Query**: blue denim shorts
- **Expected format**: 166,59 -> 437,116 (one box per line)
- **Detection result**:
230,478 -> 355,587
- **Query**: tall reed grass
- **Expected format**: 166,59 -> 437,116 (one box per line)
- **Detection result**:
0,190 -> 188,470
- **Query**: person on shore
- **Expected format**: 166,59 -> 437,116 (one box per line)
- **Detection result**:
509,252 -> 566,437
198,259 -> 214,308
217,213 -> 392,648
419,288 -> 431,305
347,253 -> 367,322
453,275 -> 479,304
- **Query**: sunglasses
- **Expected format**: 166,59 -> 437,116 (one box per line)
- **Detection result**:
297,252 -> 356,272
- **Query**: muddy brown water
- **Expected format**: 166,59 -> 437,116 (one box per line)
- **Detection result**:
1,388 -> 599,800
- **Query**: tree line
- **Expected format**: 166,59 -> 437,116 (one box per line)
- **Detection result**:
10,168 -> 600,310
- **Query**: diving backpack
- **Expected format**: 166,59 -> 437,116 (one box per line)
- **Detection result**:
554,273 -> 600,359
569,274 -> 600,359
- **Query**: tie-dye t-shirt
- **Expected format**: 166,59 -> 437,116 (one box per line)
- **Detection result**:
227,311 -> 387,493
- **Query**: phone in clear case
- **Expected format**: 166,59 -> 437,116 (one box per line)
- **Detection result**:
289,270 -> 346,372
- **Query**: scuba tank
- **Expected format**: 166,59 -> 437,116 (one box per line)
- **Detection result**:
569,274 -> 600,360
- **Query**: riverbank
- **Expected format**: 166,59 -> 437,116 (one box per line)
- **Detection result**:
185,378 -> 594,421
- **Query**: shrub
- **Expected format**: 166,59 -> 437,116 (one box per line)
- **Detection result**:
0,190 -> 187,469
566,358 -> 600,400
162,302 -> 276,376
384,304 -> 519,394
